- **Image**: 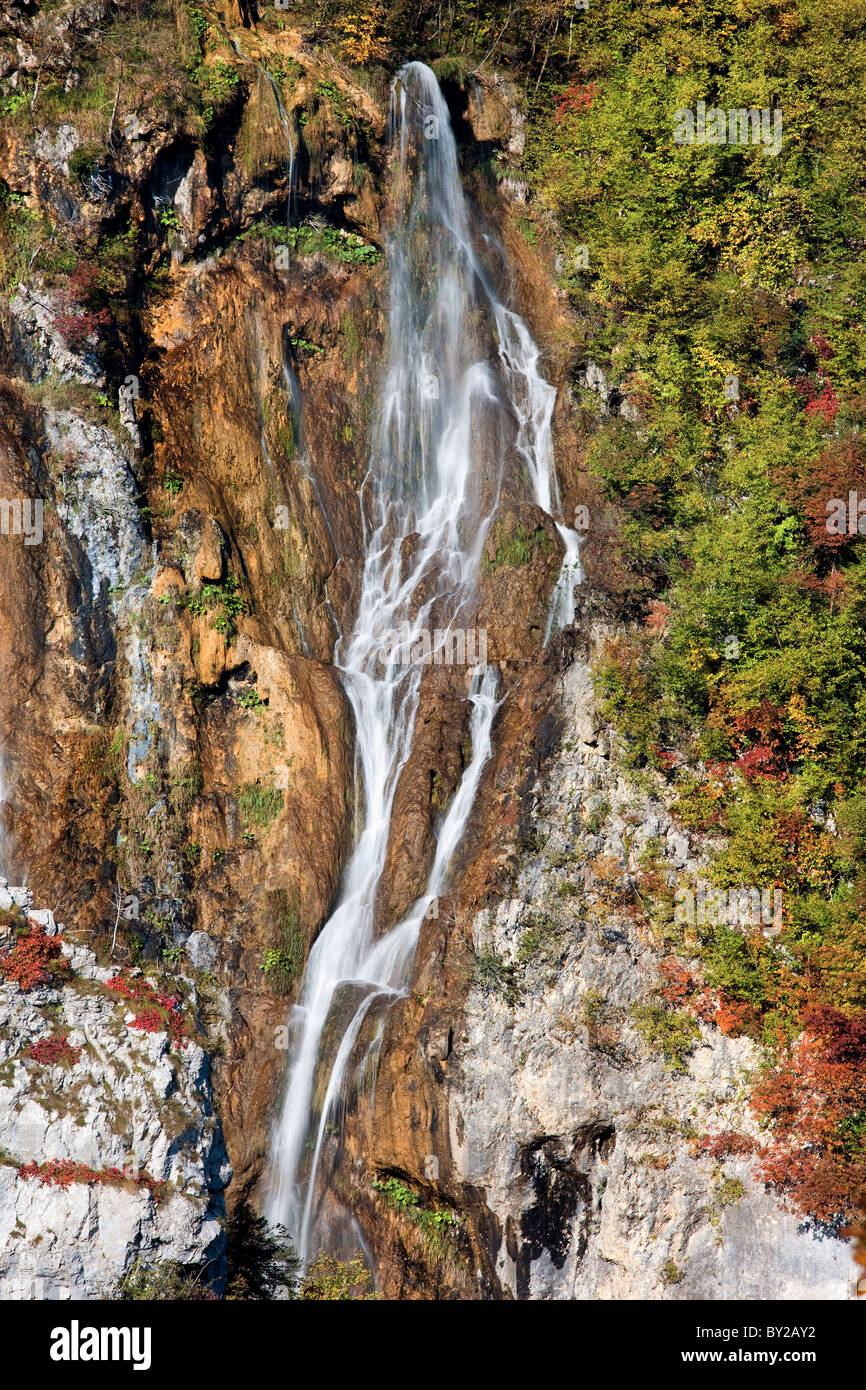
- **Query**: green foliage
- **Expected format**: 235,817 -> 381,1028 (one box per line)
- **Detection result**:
290,335 -> 324,356
225,1198 -> 299,1300
116,1259 -> 214,1300
285,220 -> 381,266
185,4 -> 209,44
372,1177 -> 461,1260
182,575 -> 245,639
516,911 -> 565,964
631,1002 -> 701,1072
661,1258 -> 685,1287
67,145 -> 102,187
514,0 -> 866,1225
297,1253 -> 380,1300
193,57 -> 241,125
262,894 -> 304,995
474,947 -> 519,1006
237,782 -> 283,830
0,187 -> 50,294
586,798 -> 611,835
481,522 -> 552,575
314,78 -> 356,130
715,1175 -> 746,1208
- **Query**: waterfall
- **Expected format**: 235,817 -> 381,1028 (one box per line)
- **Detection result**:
227,36 -> 296,234
260,69 -> 296,237
266,61 -> 580,1260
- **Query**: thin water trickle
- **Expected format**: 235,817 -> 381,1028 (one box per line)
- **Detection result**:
266,62 -> 579,1260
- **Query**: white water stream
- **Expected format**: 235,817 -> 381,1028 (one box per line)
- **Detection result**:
266,62 -> 580,1259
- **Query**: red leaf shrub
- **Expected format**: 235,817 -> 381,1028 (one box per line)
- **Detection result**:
712,996 -> 762,1038
802,1005 -> 866,1064
698,1130 -> 757,1160
105,972 -> 187,1047
17,1159 -> 165,1199
750,1016 -> 866,1224
53,307 -> 112,349
0,925 -> 64,991
27,1034 -> 81,1066
803,382 -> 840,425
554,81 -> 599,118
53,259 -> 112,349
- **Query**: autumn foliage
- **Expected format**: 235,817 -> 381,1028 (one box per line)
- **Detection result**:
53,262 -> 111,349
105,972 -> 187,1047
695,1007 -> 866,1228
0,924 -> 65,992
17,1159 -> 165,1199
27,1034 -> 81,1066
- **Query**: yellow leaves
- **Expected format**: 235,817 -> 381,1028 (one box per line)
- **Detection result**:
336,4 -> 391,65
786,692 -> 823,760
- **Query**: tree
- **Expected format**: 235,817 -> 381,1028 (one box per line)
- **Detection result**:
225,1198 -> 299,1300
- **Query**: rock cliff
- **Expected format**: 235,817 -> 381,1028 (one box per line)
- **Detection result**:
0,0 -> 858,1301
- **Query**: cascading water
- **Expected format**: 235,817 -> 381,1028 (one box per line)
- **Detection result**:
228,36 -> 296,235
266,62 -> 580,1260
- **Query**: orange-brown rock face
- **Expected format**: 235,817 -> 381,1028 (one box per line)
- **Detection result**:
0,10 -> 580,1298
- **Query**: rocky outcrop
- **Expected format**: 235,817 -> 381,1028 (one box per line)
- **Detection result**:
0,892 -> 229,1298
0,3 -> 857,1304
340,635 -> 854,1299
448,648 -> 854,1300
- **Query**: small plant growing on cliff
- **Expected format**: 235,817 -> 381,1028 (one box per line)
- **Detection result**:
27,1034 -> 81,1067
630,1001 -> 701,1072
582,989 -> 606,1026
0,924 -> 67,992
661,1258 -> 685,1287
372,1178 -> 461,1262
586,798 -> 611,835
237,781 -> 283,830
298,1253 -> 380,1300
17,1159 -> 165,1199
262,896 -> 304,995
105,972 -> 187,1047
715,1175 -> 746,1209
183,575 -> 245,640
117,1259 -> 216,1300
474,947 -> 519,1007
53,263 -> 112,349
481,521 -> 552,575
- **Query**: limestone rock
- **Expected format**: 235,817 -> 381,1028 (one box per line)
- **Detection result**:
0,912 -> 230,1298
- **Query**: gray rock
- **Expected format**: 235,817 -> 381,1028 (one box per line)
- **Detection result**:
0,925 -> 230,1299
448,646 -> 854,1300
9,285 -> 104,386
185,932 -> 218,972
0,881 -> 33,913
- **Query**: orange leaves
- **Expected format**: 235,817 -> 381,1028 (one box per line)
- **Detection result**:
749,1015 -> 866,1224
0,924 -> 65,992
553,82 -> 599,119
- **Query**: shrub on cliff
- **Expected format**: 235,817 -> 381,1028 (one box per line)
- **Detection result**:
0,924 -> 67,992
